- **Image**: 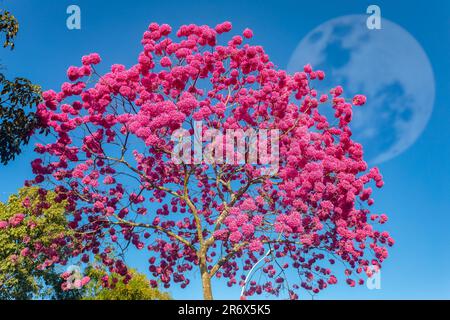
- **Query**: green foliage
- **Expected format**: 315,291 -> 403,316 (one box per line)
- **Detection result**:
0,74 -> 44,165
82,267 -> 171,300
0,188 -> 169,300
0,10 -> 18,49
0,187 -> 74,300
0,10 -> 46,165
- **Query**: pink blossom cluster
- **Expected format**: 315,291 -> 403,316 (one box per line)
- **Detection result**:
1,190 -> 75,273
27,21 -> 393,299
0,213 -> 25,228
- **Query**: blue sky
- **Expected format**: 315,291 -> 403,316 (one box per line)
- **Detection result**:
1,0 -> 449,299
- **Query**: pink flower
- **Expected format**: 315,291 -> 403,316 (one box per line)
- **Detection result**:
61,271 -> 71,280
317,70 -> 325,80
360,188 -> 372,201
9,213 -> 25,227
240,198 -> 257,211
379,214 -> 388,224
67,66 -> 81,82
229,231 -> 242,243
103,175 -> 115,184
93,201 -> 104,210
82,53 -> 101,66
0,221 -> 8,229
352,94 -> 367,106
303,64 -> 312,73
160,24 -> 172,36
20,248 -> 30,257
160,56 -> 172,67
328,275 -> 338,284
242,223 -> 255,237
243,28 -> 253,39
213,229 -> 228,240
319,94 -> 328,103
251,215 -> 262,226
22,197 -> 31,208
346,279 -> 356,287
9,254 -> 18,264
249,239 -> 263,252
332,85 -> 343,96
81,276 -> 91,286
215,21 -> 232,34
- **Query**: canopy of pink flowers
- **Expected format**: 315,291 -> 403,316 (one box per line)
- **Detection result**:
18,21 -> 393,298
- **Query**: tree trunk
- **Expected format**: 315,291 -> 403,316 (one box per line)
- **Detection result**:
198,245 -> 214,300
201,270 -> 213,300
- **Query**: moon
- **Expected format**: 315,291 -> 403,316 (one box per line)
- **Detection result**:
287,15 -> 435,164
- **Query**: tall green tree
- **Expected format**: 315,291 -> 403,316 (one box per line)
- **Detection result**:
0,187 -> 75,300
0,187 -> 170,300
82,266 -> 171,300
0,10 -> 46,165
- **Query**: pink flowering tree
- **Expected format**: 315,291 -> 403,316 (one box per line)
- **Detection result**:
28,21 -> 393,300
